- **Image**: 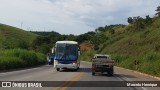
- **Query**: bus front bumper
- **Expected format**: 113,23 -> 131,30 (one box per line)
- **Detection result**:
55,64 -> 78,69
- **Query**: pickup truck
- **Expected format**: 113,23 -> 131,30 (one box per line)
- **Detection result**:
92,54 -> 114,76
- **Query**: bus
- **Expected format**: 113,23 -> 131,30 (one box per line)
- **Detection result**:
53,41 -> 80,71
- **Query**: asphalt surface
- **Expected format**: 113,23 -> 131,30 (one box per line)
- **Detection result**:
0,61 -> 159,90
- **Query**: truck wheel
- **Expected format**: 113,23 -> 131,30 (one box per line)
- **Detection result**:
92,72 -> 95,76
108,69 -> 113,76
56,68 -> 60,71
74,68 -> 78,71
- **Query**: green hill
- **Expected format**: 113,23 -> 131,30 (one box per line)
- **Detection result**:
92,17 -> 160,76
0,24 -> 46,70
78,13 -> 160,76
0,24 -> 37,49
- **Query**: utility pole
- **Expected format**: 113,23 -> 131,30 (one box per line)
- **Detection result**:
21,22 -> 23,29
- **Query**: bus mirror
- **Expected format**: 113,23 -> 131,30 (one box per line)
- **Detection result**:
78,51 -> 80,56
52,48 -> 54,54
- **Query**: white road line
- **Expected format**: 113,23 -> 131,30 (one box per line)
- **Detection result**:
117,74 -> 148,90
115,66 -> 160,80
141,87 -> 148,90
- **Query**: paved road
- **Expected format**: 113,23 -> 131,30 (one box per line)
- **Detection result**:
0,61 -> 159,90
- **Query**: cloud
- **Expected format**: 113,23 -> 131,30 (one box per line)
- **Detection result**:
0,0 -> 159,35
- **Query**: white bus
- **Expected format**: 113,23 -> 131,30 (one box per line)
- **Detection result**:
53,41 -> 80,71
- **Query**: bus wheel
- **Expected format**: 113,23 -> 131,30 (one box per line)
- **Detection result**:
92,72 -> 95,76
56,68 -> 60,71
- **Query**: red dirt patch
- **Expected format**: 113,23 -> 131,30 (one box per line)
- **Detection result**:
80,43 -> 91,51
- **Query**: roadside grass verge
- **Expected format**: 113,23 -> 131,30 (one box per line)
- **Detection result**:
111,52 -> 160,77
0,49 -> 46,70
98,22 -> 160,77
79,49 -> 95,62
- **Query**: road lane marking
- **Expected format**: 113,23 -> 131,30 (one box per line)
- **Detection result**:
141,87 -> 148,90
116,74 -> 148,90
61,72 -> 84,90
115,66 -> 160,80
53,72 -> 84,90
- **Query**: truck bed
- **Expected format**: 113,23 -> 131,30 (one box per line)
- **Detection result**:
92,58 -> 114,63
92,58 -> 114,76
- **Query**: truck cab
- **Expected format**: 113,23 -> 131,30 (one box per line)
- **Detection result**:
92,54 -> 114,76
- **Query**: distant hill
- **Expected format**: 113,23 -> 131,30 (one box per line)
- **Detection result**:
0,24 -> 37,49
31,31 -> 60,37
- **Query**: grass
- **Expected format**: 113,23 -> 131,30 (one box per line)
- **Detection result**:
0,49 -> 46,70
79,17 -> 160,77
79,49 -> 95,62
98,17 -> 160,77
0,24 -> 37,49
0,24 -> 47,70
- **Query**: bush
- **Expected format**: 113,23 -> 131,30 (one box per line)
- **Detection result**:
119,58 -> 135,70
79,48 -> 95,62
144,52 -> 157,61
0,57 -> 24,70
111,54 -> 129,64
137,52 -> 160,75
36,53 -> 47,64
0,49 -> 46,70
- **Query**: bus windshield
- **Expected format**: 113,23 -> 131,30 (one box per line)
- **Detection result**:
55,44 -> 77,60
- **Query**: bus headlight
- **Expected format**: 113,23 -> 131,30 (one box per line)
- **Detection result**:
72,60 -> 77,65
55,60 -> 58,64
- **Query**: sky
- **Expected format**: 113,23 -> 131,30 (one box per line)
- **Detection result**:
0,0 -> 159,35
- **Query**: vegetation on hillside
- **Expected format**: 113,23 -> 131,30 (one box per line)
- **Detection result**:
31,31 -> 63,54
0,24 -> 37,49
77,5 -> 160,76
0,49 -> 46,70
0,24 -> 46,70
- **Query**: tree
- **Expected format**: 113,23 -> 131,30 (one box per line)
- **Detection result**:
128,17 -> 133,24
31,36 -> 51,53
76,31 -> 96,43
130,16 -> 145,30
65,34 -> 77,41
109,29 -> 115,34
155,6 -> 160,17
145,15 -> 152,25
97,27 -> 105,32
136,16 -> 145,29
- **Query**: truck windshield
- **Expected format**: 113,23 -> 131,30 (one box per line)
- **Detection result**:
55,44 -> 77,60
97,56 -> 107,59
